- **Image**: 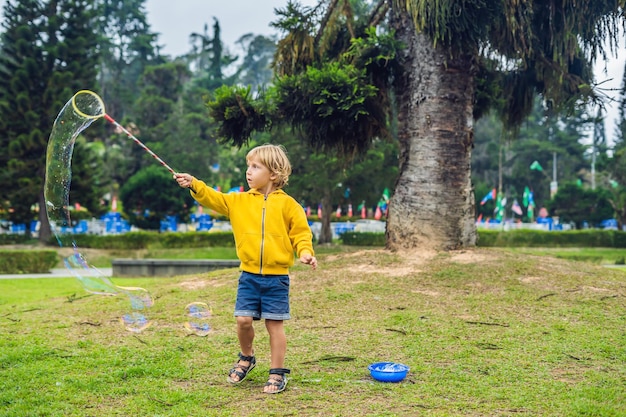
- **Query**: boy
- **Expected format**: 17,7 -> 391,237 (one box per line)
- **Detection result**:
174,144 -> 317,394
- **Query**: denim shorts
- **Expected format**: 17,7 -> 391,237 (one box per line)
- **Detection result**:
234,271 -> 290,320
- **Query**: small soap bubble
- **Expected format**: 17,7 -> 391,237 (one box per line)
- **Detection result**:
184,302 -> 212,336
120,312 -> 153,333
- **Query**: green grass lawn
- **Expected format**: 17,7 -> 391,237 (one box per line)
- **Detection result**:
1,247 -> 625,416
504,247 -> 626,265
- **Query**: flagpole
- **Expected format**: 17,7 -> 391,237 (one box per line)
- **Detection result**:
551,151 -> 558,198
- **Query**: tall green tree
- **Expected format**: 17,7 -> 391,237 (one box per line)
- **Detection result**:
589,107 -> 609,189
0,0 -> 101,242
474,98 -> 595,218
235,34 -> 277,90
132,61 -> 223,184
508,100 -> 590,208
96,0 -> 162,120
606,59 -> 626,228
548,181 -> 613,228
614,59 -> 626,152
188,18 -> 238,90
119,165 -> 194,230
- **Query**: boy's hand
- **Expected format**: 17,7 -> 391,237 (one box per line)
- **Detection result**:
300,253 -> 317,270
174,173 -> 194,188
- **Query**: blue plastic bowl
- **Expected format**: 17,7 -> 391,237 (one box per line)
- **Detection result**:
368,362 -> 410,383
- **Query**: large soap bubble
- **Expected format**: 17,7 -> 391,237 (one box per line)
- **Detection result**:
45,91 -> 153,332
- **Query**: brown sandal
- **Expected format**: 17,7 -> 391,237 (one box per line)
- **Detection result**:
263,368 -> 290,394
227,352 -> 256,384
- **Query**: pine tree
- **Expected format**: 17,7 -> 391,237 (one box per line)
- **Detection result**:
0,0 -> 101,241
614,60 -> 626,152
189,18 -> 238,90
96,0 -> 162,119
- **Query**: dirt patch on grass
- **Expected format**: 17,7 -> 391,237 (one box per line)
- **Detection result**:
324,249 -> 388,262
519,276 -> 545,283
349,262 -> 417,277
179,280 -> 213,290
178,273 -> 232,290
448,249 -> 490,264
178,279 -> 228,290
325,248 -> 437,277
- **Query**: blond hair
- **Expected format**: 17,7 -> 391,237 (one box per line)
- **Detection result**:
246,144 -> 292,188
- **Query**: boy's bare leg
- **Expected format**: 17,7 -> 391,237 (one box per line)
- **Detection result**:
264,319 -> 286,393
230,316 -> 255,382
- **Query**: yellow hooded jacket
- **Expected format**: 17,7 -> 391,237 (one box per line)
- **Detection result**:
189,178 -> 314,275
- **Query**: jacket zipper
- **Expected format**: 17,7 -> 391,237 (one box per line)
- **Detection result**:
259,194 -> 268,274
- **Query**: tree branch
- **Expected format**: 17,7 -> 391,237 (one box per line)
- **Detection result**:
368,0 -> 390,28
315,0 -> 339,47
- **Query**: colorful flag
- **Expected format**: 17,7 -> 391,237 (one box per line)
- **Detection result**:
480,188 -> 496,205
530,160 -> 543,171
382,188 -> 390,203
336,206 -> 342,218
522,186 -> 530,207
495,196 -> 507,221
527,189 -> 535,207
348,204 -> 353,217
511,199 -> 523,216
374,205 -> 382,220
526,188 -> 535,221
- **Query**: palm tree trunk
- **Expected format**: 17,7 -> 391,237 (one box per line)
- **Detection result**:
387,9 -> 477,250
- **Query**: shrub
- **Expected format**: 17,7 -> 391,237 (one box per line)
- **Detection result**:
0,250 -> 58,274
477,229 -> 626,248
0,234 -> 31,245
340,229 -> 626,248
340,232 -> 386,246
51,231 -> 236,250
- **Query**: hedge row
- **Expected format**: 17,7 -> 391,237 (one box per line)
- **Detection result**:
3,228 -> 626,251
340,229 -> 626,247
0,234 -> 32,245
65,231 -> 236,250
477,229 -> 626,248
0,250 -> 58,274
340,232 -> 386,246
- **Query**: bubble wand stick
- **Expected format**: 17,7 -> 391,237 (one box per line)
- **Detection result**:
72,90 -> 176,174
102,114 -> 176,174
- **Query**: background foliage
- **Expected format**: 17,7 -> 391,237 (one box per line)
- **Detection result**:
1,0 -> 626,242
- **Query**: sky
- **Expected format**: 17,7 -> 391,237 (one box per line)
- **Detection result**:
0,0 -> 623,139
145,0 -> 318,57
